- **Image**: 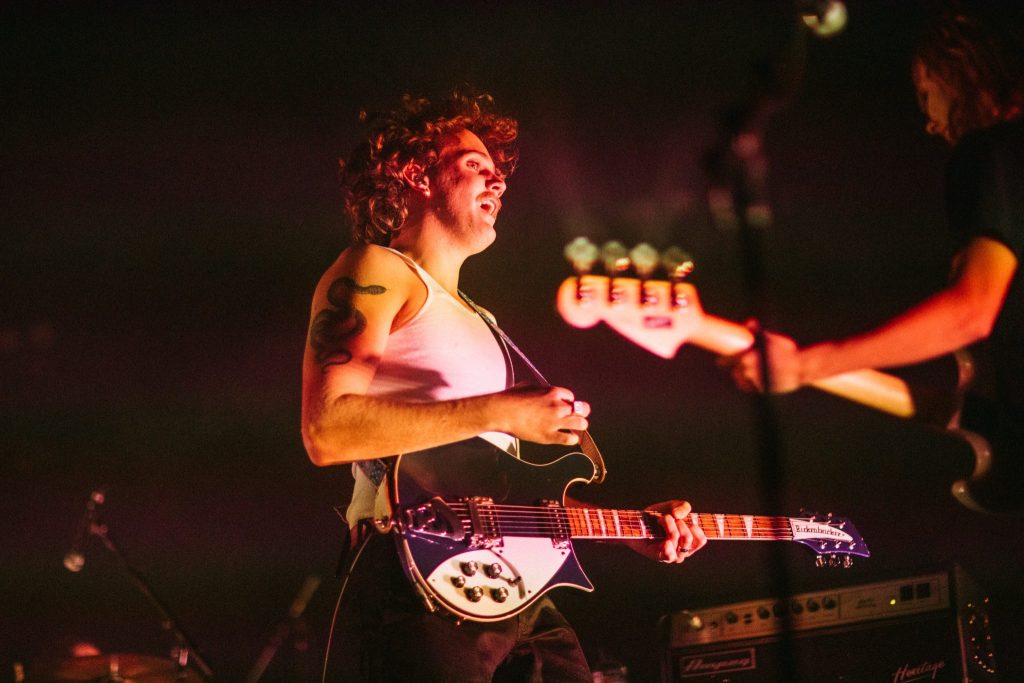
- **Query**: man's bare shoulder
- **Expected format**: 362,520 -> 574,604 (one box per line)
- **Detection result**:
314,244 -> 417,299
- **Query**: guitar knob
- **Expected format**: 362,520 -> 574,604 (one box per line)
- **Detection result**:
451,575 -> 466,588
460,561 -> 479,576
485,562 -> 503,579
491,587 -> 509,603
465,586 -> 484,602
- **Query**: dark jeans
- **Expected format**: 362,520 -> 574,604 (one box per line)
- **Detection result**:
325,531 -> 593,682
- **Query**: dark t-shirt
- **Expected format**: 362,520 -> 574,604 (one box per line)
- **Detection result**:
945,118 -> 1024,457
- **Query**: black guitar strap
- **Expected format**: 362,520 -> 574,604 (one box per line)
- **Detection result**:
459,290 -> 608,484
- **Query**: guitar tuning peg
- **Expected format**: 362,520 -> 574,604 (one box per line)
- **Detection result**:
629,243 -> 659,280
599,240 -> 630,276
563,237 -> 599,275
661,246 -> 695,281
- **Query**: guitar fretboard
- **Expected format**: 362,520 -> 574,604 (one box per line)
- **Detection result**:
566,509 -> 796,541
445,503 -> 797,542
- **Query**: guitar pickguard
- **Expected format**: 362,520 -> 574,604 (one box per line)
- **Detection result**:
388,439 -> 597,622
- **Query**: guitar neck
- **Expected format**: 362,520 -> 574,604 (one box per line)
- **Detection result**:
565,508 -> 797,542
695,314 -> 915,418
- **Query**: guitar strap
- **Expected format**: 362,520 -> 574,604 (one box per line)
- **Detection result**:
459,290 -> 608,484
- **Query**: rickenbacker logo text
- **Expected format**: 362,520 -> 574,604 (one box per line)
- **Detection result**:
678,648 -> 757,678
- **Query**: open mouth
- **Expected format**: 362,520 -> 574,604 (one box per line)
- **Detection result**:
478,195 -> 500,218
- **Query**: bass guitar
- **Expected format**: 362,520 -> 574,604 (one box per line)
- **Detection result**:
556,273 -> 995,511
372,438 -> 869,623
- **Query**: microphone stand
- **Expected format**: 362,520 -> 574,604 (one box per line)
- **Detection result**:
703,15 -> 812,683
244,575 -> 321,683
90,520 -> 215,679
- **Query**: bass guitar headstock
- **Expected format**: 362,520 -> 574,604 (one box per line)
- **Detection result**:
557,237 -> 708,359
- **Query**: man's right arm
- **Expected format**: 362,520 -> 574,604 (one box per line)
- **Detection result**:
300,246 -> 589,466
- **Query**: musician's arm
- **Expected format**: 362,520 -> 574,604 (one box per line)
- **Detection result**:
732,237 -> 1017,392
799,237 -> 1016,380
301,247 -> 588,466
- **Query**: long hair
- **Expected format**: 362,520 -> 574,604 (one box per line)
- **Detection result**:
338,89 -> 519,246
914,9 -> 1024,142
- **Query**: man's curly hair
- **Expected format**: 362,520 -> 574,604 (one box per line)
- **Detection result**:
339,89 -> 519,246
914,9 -> 1023,142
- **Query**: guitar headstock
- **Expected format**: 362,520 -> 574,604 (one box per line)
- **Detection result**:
557,238 -> 706,359
789,512 -> 870,568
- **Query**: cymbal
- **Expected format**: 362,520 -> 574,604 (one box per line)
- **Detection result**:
30,653 -> 204,682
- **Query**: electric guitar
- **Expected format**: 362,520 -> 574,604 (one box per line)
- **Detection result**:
556,274 -> 996,512
372,438 -> 869,623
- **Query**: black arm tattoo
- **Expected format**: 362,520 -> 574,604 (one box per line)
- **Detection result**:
309,277 -> 387,369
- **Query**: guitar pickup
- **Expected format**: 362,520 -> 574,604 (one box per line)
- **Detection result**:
465,496 -> 502,548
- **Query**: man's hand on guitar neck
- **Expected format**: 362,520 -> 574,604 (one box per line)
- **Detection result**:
719,323 -> 805,394
649,500 -> 709,563
616,500 -> 708,564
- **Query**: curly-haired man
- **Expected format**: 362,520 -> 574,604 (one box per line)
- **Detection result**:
301,89 -> 707,681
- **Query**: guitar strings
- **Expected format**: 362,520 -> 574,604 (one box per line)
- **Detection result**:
435,503 -> 801,539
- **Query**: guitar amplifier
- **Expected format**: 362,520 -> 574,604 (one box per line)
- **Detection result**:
660,567 -> 997,682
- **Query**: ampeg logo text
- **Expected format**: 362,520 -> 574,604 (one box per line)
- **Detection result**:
678,648 -> 756,678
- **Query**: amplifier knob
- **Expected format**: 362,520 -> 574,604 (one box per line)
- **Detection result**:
756,606 -> 770,620
806,599 -> 820,612
822,596 -> 837,610
724,611 -> 738,624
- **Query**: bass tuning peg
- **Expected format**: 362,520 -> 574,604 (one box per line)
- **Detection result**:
563,237 -> 598,275
599,240 -> 630,276
661,246 -> 695,281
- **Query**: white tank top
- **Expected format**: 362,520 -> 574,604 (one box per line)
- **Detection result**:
346,248 -> 516,526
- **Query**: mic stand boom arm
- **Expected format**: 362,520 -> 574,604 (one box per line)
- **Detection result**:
91,522 -> 214,679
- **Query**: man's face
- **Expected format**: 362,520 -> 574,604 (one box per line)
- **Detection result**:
430,129 -> 507,250
913,61 -> 956,144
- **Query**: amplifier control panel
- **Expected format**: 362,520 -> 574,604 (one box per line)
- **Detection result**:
664,572 -> 949,646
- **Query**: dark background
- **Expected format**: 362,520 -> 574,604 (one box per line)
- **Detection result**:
3,2 -> 1023,681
